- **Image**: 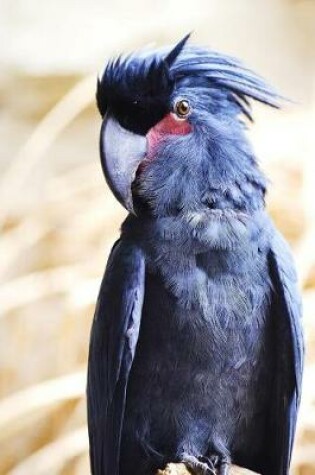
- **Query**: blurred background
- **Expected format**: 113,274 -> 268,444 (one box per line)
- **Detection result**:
0,0 -> 314,474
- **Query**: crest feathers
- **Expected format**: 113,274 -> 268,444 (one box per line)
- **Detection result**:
164,33 -> 192,68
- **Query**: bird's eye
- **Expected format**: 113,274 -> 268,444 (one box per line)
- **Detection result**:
174,99 -> 190,118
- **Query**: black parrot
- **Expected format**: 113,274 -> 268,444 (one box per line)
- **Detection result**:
87,35 -> 304,475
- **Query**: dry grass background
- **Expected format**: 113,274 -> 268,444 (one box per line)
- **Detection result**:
0,1 -> 314,474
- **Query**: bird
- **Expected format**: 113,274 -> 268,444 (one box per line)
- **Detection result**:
87,34 -> 304,475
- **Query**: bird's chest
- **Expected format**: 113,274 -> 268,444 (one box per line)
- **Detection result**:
125,247 -> 274,456
143,240 -> 270,324
133,245 -> 272,387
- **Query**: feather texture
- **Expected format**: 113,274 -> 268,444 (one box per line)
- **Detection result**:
97,34 -> 282,132
87,240 -> 145,475
268,231 -> 304,474
89,35 -> 303,475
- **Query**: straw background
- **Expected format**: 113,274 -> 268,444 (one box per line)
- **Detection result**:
0,1 -> 314,474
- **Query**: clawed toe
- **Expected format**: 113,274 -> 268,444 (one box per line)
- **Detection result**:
181,453 -> 230,475
181,454 -> 216,475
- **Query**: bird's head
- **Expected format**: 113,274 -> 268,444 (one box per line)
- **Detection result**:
97,34 -> 280,217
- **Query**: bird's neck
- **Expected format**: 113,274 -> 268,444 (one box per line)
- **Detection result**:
121,208 -> 270,254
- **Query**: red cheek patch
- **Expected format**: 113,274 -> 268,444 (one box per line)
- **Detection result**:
147,113 -> 192,154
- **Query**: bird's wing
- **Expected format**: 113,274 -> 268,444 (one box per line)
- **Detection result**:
268,230 -> 304,474
87,239 -> 145,475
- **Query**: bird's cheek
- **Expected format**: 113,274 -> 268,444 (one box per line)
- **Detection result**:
146,113 -> 193,158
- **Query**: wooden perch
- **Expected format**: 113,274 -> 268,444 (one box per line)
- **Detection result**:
157,462 -> 259,475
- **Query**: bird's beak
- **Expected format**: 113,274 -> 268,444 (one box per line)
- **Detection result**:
100,114 -> 147,214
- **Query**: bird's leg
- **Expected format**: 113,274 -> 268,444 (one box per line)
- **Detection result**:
217,455 -> 230,475
180,453 -> 217,475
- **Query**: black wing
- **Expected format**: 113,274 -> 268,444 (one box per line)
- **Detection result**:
87,239 -> 145,475
268,230 -> 304,475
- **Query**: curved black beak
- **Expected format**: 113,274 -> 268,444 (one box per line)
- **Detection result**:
100,115 -> 147,213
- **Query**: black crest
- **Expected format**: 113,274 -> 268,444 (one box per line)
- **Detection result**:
97,34 -> 281,130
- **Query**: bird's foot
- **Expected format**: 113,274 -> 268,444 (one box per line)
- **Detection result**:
180,454 -> 217,475
181,454 -> 231,475
202,455 -> 230,475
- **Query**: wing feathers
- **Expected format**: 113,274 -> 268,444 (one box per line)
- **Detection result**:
87,240 -> 145,475
268,231 -> 304,474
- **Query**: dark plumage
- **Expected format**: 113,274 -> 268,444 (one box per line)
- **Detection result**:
88,35 -> 303,475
